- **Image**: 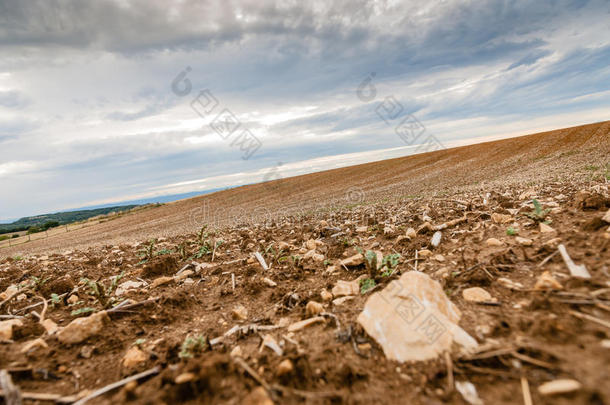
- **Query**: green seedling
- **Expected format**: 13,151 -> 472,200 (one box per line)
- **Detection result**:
525,199 -> 551,222
193,245 -> 211,259
80,271 -> 125,309
290,255 -> 302,267
50,293 -> 61,307
197,225 -> 209,245
29,276 -> 49,291
71,307 -> 95,316
380,253 -> 401,277
179,335 -> 208,359
137,239 -> 157,263
360,278 -> 376,294
155,248 -> 173,256
506,226 -> 517,236
178,242 -> 188,260
382,253 -> 401,270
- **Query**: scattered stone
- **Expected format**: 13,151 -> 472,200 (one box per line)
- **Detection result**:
287,316 -> 325,332
340,253 -> 364,267
150,276 -> 174,288
183,277 -> 194,286
79,345 -> 94,359
383,224 -> 396,235
58,311 -> 109,344
0,285 -> 18,300
406,228 -> 417,239
544,237 -> 562,248
243,386 -> 273,405
230,345 -> 243,358
305,301 -> 324,317
491,213 -> 513,224
232,304 -> 248,321
276,359 -> 294,376
175,372 -> 197,384
539,222 -> 555,233
418,249 -> 432,258
603,209 -> 610,223
538,379 -> 582,396
431,231 -> 442,248
497,277 -> 524,290
434,254 -> 445,262
20,338 -> 48,354
122,346 -> 148,370
320,289 -> 333,302
311,253 -> 325,262
42,319 -> 58,335
332,280 -> 359,297
305,239 -> 317,250
519,189 -> 536,200
332,296 -> 355,306
462,287 -> 493,303
356,226 -> 368,233
0,319 -> 23,340
534,271 -> 563,290
357,271 -> 478,362
455,381 -> 484,405
515,236 -> 533,246
260,334 -> 283,356
357,343 -> 372,353
278,242 -> 291,251
67,294 -> 79,304
262,277 -> 277,287
486,238 -> 503,247
115,281 -> 145,296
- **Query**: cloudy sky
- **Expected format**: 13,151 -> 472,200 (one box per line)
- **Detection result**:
1,0 -> 609,220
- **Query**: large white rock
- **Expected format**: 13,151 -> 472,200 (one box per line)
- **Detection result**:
357,271 -> 478,362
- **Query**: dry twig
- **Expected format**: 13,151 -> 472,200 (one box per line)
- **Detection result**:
72,366 -> 160,405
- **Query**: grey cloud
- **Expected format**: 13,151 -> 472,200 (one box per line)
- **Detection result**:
0,90 -> 29,108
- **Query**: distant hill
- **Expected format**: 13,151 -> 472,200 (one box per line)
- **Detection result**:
69,188 -> 231,211
0,187 -> 233,233
0,205 -> 142,234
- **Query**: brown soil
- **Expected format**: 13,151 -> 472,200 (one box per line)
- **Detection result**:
0,121 -> 609,404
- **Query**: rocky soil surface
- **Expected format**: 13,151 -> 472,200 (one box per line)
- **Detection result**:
1,177 -> 609,404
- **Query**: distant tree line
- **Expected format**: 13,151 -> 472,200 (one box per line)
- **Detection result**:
26,220 -> 61,234
0,205 -> 141,236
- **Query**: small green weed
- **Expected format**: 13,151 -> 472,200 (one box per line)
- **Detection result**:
525,199 -> 550,222
71,307 -> 96,316
179,335 -> 208,359
360,278 -> 376,294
